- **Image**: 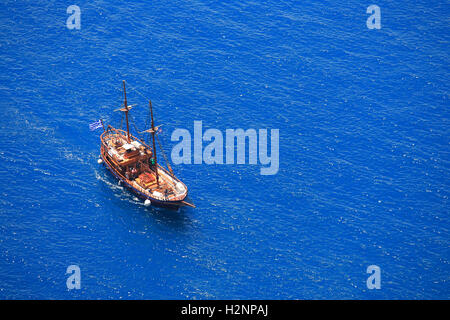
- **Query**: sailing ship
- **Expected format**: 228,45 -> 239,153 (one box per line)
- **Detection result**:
97,81 -> 195,210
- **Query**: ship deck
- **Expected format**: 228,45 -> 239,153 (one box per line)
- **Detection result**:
100,127 -> 188,203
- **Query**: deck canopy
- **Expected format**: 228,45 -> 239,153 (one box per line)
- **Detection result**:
122,143 -> 135,151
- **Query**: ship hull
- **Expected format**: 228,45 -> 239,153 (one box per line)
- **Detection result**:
100,151 -> 185,210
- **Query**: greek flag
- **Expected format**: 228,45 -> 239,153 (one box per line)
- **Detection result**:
89,120 -> 103,131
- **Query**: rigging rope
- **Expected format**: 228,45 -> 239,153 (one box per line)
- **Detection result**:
126,82 -> 161,147
156,134 -> 174,176
129,113 -> 143,140
118,82 -> 175,177
126,83 -> 152,102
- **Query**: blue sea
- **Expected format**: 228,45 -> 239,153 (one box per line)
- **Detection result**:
0,0 -> 448,299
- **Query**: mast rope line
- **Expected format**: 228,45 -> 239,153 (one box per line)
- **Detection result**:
118,81 -> 175,176
156,134 -> 174,176
112,82 -> 148,140
126,83 -> 153,103
129,113 -> 143,141
122,82 -> 153,141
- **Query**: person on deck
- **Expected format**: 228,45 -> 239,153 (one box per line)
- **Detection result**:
131,167 -> 138,179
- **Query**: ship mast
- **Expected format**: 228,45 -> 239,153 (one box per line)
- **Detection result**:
123,80 -> 131,143
149,100 -> 159,185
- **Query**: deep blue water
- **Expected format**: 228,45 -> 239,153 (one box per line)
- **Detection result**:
0,0 -> 448,299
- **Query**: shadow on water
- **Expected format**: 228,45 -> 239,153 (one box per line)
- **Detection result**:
96,167 -> 194,232
143,205 -> 193,231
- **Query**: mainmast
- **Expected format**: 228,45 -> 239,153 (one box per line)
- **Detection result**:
149,100 -> 159,185
123,80 -> 131,143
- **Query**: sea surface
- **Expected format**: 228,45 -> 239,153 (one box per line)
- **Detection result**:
0,0 -> 448,299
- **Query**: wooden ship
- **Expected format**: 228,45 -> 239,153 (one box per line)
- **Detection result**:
97,81 -> 195,210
